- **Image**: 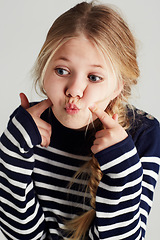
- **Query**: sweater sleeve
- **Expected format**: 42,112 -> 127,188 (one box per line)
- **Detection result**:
88,120 -> 160,240
0,106 -> 46,240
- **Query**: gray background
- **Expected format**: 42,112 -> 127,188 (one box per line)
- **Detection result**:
0,0 -> 159,239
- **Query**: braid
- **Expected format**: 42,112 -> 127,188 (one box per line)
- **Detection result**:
88,156 -> 103,209
65,155 -> 103,240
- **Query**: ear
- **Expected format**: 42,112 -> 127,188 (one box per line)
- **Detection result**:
110,80 -> 124,100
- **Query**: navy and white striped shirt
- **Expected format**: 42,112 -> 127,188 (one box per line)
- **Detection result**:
0,105 -> 160,239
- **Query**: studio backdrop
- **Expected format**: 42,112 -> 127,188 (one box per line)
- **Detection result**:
0,0 -> 160,239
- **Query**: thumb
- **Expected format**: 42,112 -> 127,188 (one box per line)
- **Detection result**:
20,93 -> 30,109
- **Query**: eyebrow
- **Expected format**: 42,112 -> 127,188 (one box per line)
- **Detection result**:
55,57 -> 71,62
55,57 -> 104,69
89,64 -> 104,69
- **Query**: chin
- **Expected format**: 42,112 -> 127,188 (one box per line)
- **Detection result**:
54,110 -> 91,130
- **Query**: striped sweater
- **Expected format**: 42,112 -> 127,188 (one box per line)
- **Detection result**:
0,105 -> 160,240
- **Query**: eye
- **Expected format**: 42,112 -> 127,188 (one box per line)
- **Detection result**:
55,68 -> 69,76
88,74 -> 102,82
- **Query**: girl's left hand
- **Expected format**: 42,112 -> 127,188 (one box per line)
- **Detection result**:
89,104 -> 128,154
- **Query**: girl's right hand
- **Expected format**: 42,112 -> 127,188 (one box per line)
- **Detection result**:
20,93 -> 53,148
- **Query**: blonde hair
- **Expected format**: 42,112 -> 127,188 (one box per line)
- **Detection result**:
33,1 -> 140,239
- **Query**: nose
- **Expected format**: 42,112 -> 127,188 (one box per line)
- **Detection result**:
65,76 -> 86,98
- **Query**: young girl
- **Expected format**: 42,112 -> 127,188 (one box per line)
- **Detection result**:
0,1 -> 160,240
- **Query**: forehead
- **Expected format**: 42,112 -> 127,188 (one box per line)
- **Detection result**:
52,36 -> 113,69
54,37 -> 101,57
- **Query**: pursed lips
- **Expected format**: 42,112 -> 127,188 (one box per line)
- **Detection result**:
65,103 -> 80,114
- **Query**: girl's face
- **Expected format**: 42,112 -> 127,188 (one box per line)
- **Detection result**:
44,36 -> 122,129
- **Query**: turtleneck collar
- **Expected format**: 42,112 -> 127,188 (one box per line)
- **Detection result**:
41,108 -> 96,156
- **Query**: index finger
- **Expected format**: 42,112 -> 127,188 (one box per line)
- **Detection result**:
29,98 -> 53,117
89,103 -> 116,128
